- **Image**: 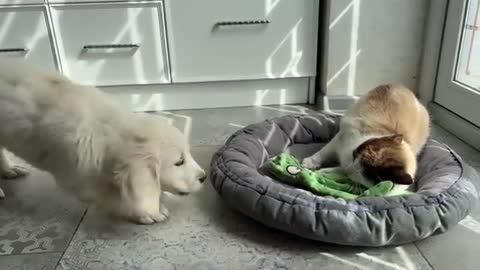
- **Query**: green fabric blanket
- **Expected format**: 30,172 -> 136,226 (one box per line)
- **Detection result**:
267,153 -> 412,199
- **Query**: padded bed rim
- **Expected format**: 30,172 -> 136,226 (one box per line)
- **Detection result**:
213,140 -> 470,213
210,114 -> 479,246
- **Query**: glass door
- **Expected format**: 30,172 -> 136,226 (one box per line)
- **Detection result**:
435,0 -> 480,127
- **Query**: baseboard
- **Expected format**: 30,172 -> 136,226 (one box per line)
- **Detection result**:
429,102 -> 480,151
101,77 -> 310,111
315,94 -> 358,112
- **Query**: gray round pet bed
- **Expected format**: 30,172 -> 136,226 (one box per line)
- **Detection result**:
210,113 -> 479,246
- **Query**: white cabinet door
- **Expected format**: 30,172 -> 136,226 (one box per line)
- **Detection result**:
50,2 -> 170,86
0,6 -> 56,71
166,0 -> 318,83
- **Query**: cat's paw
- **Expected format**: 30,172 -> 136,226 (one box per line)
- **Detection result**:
302,157 -> 321,170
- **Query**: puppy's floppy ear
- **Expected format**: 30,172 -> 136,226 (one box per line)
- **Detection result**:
391,168 -> 413,185
112,156 -> 161,200
111,156 -> 162,224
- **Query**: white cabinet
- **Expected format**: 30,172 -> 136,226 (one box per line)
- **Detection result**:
0,0 -> 319,110
0,6 -> 56,71
50,2 -> 170,86
166,0 -> 317,83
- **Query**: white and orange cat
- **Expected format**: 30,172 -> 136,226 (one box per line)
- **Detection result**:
302,84 -> 430,193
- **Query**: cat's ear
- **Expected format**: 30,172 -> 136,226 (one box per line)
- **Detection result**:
390,134 -> 404,144
353,147 -> 361,160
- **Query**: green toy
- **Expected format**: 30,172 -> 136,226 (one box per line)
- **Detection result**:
267,153 -> 413,199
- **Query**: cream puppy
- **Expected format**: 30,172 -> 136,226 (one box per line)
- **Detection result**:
0,57 -> 206,224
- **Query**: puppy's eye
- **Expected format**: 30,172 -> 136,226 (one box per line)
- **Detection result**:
174,157 -> 185,166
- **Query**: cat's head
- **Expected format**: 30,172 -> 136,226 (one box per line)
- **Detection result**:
352,134 -> 416,186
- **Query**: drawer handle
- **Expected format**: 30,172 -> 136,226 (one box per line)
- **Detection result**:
214,19 -> 270,26
83,44 -> 140,50
0,48 -> 28,53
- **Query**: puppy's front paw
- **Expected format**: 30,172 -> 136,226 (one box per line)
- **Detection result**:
1,165 -> 29,179
132,206 -> 169,225
134,215 -> 156,225
153,204 -> 169,223
302,157 -> 321,169
0,187 -> 4,199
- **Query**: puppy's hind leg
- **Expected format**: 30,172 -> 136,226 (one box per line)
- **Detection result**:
0,147 -> 29,180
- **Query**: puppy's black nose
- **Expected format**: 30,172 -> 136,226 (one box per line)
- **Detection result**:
199,174 -> 207,183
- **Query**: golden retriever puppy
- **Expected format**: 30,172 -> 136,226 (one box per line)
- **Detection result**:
0,57 -> 206,224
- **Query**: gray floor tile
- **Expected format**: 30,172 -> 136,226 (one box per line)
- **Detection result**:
0,252 -> 62,270
415,206 -> 480,270
58,146 -> 432,270
3,106 -> 479,269
156,105 -> 317,146
0,164 -> 86,255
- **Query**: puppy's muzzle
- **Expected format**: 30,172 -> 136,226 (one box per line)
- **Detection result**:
198,172 -> 207,183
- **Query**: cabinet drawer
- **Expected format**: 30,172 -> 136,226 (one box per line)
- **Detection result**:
166,0 -> 318,83
51,2 -> 170,86
0,6 -> 56,70
0,1 -> 44,5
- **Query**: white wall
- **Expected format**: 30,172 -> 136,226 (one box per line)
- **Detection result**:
320,0 -> 429,99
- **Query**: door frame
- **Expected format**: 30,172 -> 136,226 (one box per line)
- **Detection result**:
417,0 -> 480,150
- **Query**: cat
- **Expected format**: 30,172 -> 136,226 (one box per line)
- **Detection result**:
302,84 -> 430,191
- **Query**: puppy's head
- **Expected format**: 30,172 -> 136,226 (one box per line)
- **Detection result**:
113,114 -> 206,198
155,143 -> 206,196
130,116 -> 206,196
94,114 -> 205,223
351,134 -> 416,186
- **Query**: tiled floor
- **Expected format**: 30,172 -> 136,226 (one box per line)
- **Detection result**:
0,105 -> 479,270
